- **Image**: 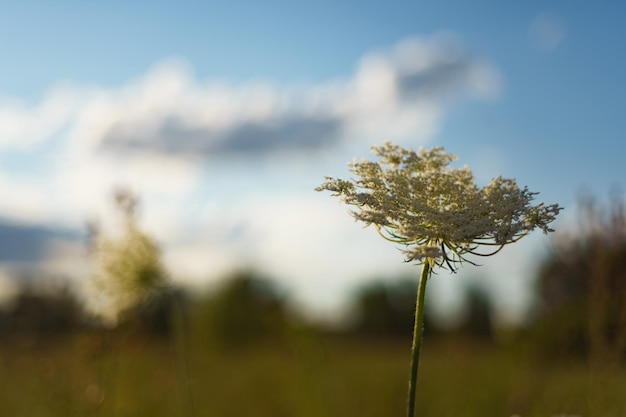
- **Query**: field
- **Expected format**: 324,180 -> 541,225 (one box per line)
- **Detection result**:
1,330 -> 624,417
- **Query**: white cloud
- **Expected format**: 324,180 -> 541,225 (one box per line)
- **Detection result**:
0,33 -> 501,162
164,241 -> 240,287
0,83 -> 87,149
0,171 -> 53,225
0,33 -> 502,159
40,237 -> 91,282
344,33 -> 501,143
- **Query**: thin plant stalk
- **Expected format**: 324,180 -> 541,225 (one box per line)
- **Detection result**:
173,293 -> 196,417
407,262 -> 431,417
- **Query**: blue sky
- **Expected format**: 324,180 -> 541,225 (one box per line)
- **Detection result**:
0,1 -> 624,323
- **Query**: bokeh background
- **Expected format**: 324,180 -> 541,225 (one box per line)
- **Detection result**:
0,1 -> 625,416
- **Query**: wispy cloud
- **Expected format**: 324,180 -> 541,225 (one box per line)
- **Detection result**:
101,113 -> 343,155
0,33 -> 500,157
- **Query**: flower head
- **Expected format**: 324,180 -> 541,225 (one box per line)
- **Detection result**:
316,142 -> 561,271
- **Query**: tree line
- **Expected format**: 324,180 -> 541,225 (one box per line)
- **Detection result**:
1,193 -> 624,362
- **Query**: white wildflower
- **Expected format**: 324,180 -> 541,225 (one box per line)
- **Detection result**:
316,142 -> 562,271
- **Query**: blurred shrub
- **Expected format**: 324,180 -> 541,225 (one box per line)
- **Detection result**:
0,288 -> 81,340
87,189 -> 170,327
350,279 -> 416,339
529,197 -> 626,361
0,285 -> 183,341
118,288 -> 181,338
456,282 -> 494,341
195,270 -> 292,349
348,278 -> 445,339
349,277 -> 495,341
0,188 -> 178,339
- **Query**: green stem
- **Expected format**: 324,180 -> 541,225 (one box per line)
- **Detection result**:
173,292 -> 196,417
407,262 -> 431,417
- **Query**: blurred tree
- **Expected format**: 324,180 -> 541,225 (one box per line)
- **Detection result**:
0,288 -> 81,341
350,277 -> 496,341
199,270 -> 290,348
121,288 -> 180,338
531,196 -> 626,361
349,278 -> 442,339
456,282 -> 494,341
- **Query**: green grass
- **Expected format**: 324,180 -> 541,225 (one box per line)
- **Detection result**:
1,332 -> 625,416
